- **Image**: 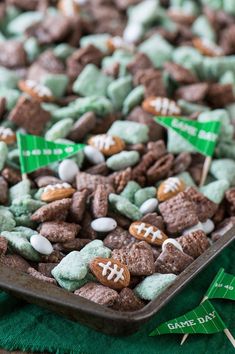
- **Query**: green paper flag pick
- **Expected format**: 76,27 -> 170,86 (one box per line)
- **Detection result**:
155,116 -> 221,157
149,300 -> 226,336
17,133 -> 85,174
205,268 -> 235,301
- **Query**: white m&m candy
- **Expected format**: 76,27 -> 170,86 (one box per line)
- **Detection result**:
84,145 -> 105,165
58,159 -> 79,183
30,234 -> 53,255
91,217 -> 117,233
139,198 -> 158,215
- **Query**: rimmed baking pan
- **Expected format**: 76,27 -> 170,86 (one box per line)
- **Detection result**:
0,227 -> 234,336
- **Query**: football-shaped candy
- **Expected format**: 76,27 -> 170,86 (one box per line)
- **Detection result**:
129,221 -> 168,246
142,96 -> 181,116
157,177 -> 185,202
18,80 -> 54,102
41,182 -> 76,202
192,38 -> 224,57
89,257 -> 130,290
0,127 -> 16,145
88,134 -> 125,156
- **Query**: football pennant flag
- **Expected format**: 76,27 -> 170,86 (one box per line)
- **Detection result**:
155,116 -> 221,157
149,300 -> 226,336
17,133 -> 85,174
205,268 -> 235,301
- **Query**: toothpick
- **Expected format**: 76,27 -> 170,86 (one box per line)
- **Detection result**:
199,156 -> 212,187
22,173 -> 28,181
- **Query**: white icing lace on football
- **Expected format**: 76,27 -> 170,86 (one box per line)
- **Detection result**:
134,223 -> 163,241
0,127 -> 14,138
150,98 -> 180,115
163,177 -> 181,193
44,182 -> 71,193
201,38 -> 223,55
98,261 -> 125,283
25,80 -> 52,98
92,135 -> 115,150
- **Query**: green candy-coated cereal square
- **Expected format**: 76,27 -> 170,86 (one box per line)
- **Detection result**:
109,193 -> 142,221
176,172 -> 197,187
0,141 -> 8,171
52,251 -> 88,281
24,37 -> 40,62
172,46 -> 202,73
53,43 -> 75,60
200,179 -> 229,204
167,129 -> 196,154
210,159 -> 235,186
1,231 -> 40,261
7,11 -> 43,34
14,214 -> 37,229
0,88 -> 20,110
107,76 -> 132,110
10,196 -> 45,217
192,15 -> 216,42
73,96 -> 113,117
73,64 -> 112,97
45,118 -> 73,141
224,0 -> 235,15
128,0 -> 159,26
178,99 -> 210,115
55,276 -> 89,292
13,226 -> 38,240
9,180 -> 31,203
0,206 -> 16,232
80,240 -> 111,265
108,120 -> 149,144
123,85 -> 145,115
134,273 -> 177,300
80,34 -> 111,53
106,151 -> 140,171
0,66 -> 19,89
215,141 -> 235,159
134,187 -> 156,207
41,74 -> 69,98
120,181 -> 141,203
139,34 -> 173,68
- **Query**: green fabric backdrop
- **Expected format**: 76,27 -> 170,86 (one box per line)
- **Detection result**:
0,242 -> 234,354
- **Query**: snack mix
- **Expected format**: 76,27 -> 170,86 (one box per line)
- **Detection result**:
0,0 -> 235,312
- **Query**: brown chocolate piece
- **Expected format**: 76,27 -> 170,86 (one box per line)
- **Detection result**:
27,267 -> 57,285
164,62 -> 198,84
79,211 -> 97,240
155,244 -> 194,274
9,96 -> 51,135
109,168 -> 132,193
74,282 -> 119,306
0,40 -> 27,68
68,112 -> 96,142
134,68 -> 166,97
159,192 -> 199,234
35,176 -> 62,188
177,230 -> 210,259
127,106 -> 164,141
107,211 -> 131,229
85,163 -> 109,176
67,45 -> 104,81
0,177 -> 8,205
31,198 -> 72,222
92,184 -> 108,218
7,0 -> 40,10
147,154 -> 174,184
54,239 -> 91,253
69,189 -> 89,223
175,83 -> 209,102
206,83 -> 234,108
38,263 -> 57,277
91,114 -> 117,135
26,14 -> 72,45
225,187 -> 235,215
171,152 -> 192,175
112,288 -> 144,312
0,254 -> 30,272
76,172 -> 114,194
112,241 -> 155,276
1,167 -> 21,185
211,217 -> 235,242
40,250 -> 64,263
0,236 -> 8,255
39,221 -> 80,242
184,187 -> 218,222
127,52 -> 154,76
220,24 -> 235,55
212,202 -> 226,225
0,97 -> 6,120
103,226 -> 136,250
140,213 -> 165,232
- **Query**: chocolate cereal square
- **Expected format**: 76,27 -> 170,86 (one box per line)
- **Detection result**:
184,187 -> 218,222
75,282 -> 119,306
0,40 -> 27,69
159,191 -> 199,234
9,96 -> 51,135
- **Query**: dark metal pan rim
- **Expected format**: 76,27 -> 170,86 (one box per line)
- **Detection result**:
0,227 -> 234,328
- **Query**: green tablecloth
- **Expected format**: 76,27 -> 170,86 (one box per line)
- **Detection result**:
0,242 -> 234,354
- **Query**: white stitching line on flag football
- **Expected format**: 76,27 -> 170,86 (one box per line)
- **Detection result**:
98,261 -> 125,283
150,98 -> 181,115
91,135 -> 116,150
163,177 -> 181,193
